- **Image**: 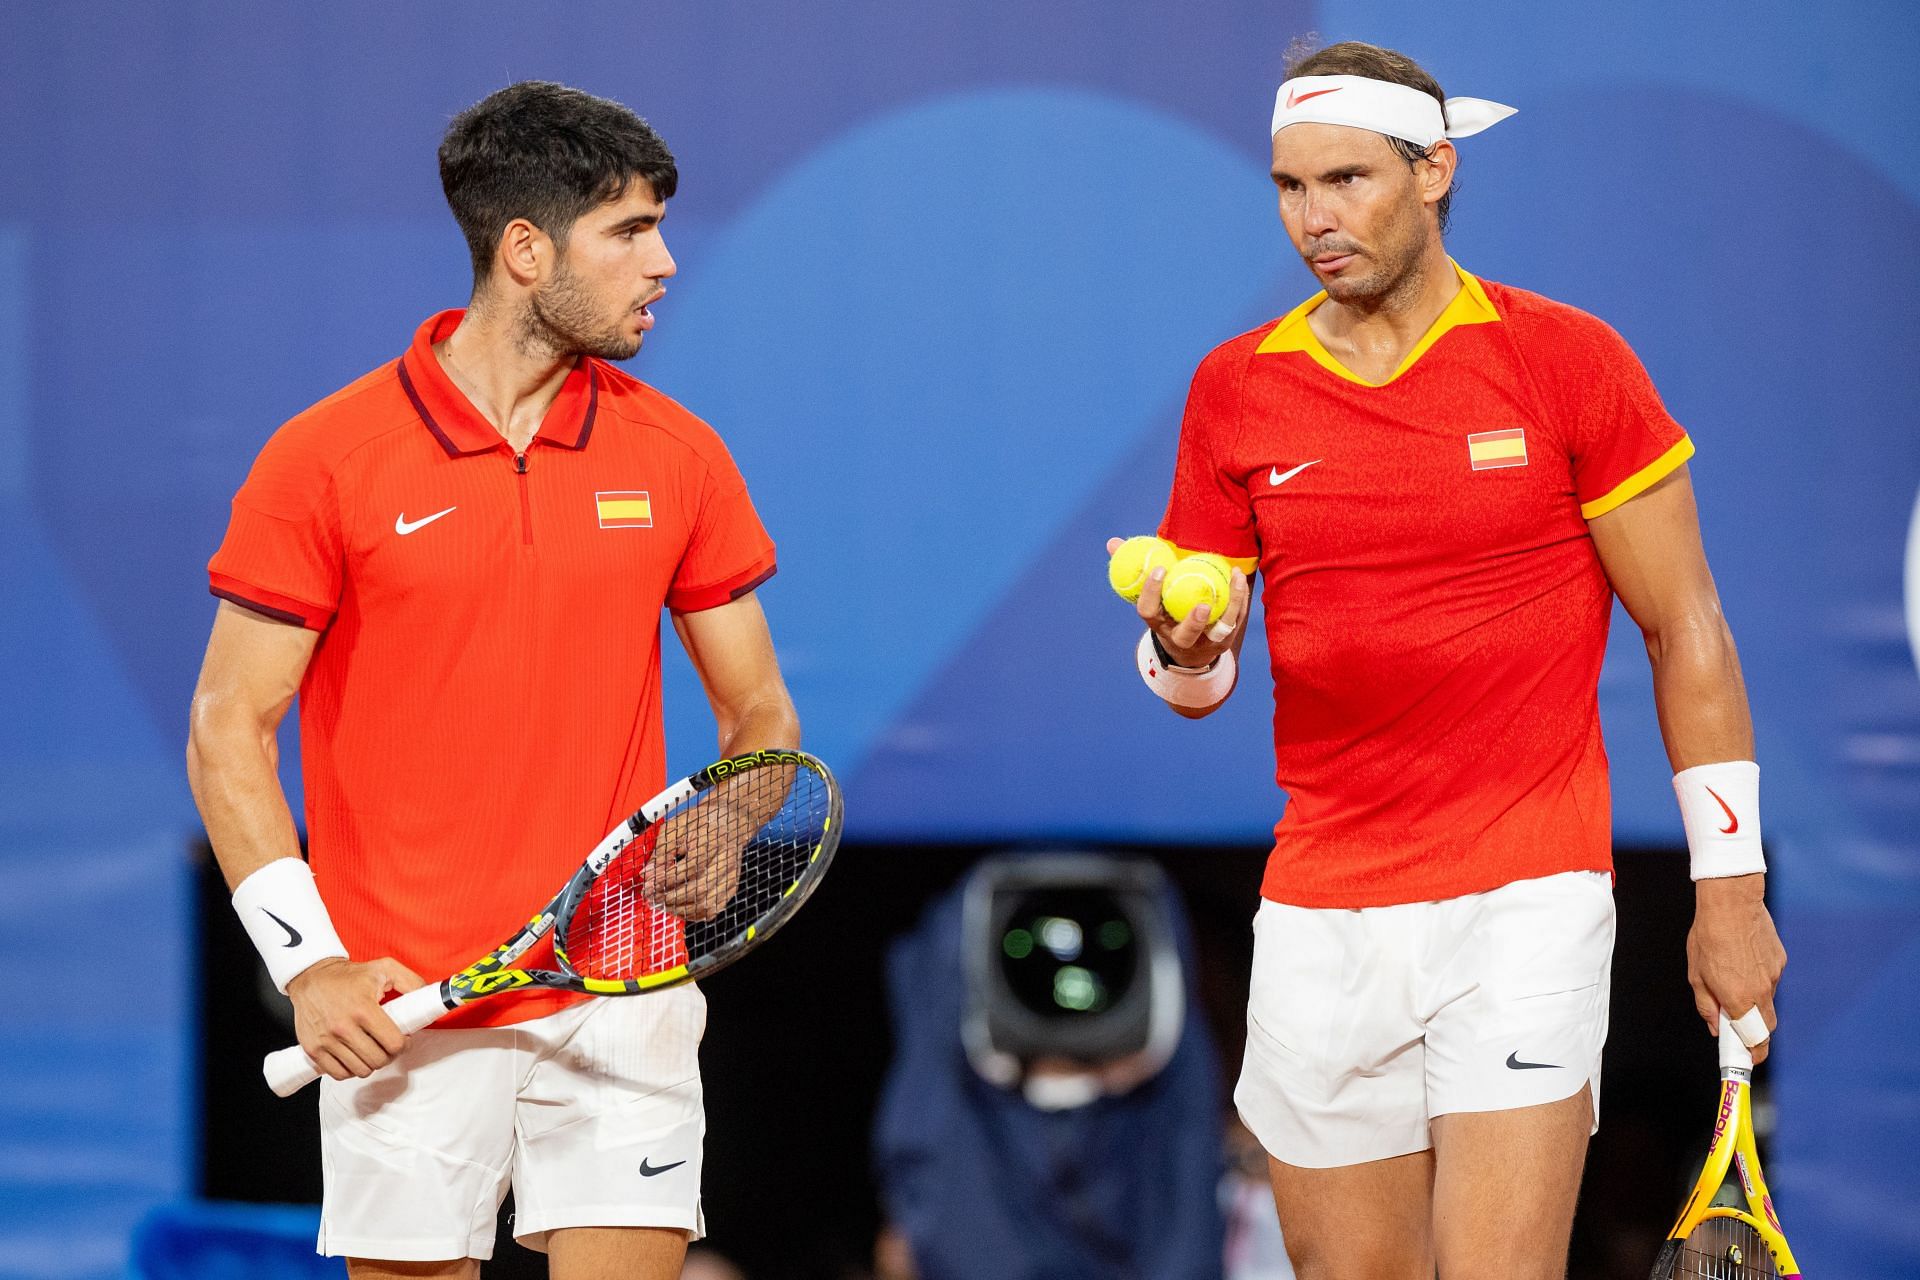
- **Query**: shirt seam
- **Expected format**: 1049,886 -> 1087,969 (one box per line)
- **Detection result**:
592,397 -> 741,478
1226,338 -> 1258,542
1487,305 -> 1566,462
668,452 -> 772,598
238,405 -> 424,528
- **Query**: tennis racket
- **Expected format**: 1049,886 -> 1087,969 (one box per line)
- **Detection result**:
1648,1012 -> 1802,1278
263,748 -> 841,1097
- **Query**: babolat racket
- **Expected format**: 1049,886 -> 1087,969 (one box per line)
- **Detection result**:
1648,1012 -> 1802,1278
263,749 -> 840,1096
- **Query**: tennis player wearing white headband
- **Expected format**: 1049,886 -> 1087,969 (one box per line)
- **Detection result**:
1109,40 -> 1785,1280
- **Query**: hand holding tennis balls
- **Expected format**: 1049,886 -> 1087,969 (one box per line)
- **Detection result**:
1160,553 -> 1234,626
1104,536 -> 1253,669
1107,536 -> 1180,602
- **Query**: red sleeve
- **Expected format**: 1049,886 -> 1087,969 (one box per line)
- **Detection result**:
1536,310 -> 1694,520
667,444 -> 777,614
1156,343 -> 1259,561
206,424 -> 343,630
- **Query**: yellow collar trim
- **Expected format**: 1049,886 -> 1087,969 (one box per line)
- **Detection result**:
1254,261 -> 1501,387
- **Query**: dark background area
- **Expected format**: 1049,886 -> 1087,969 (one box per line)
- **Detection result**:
197,842 -> 1720,1280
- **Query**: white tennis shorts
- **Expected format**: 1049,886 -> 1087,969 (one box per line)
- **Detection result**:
316,985 -> 707,1261
1235,870 -> 1614,1169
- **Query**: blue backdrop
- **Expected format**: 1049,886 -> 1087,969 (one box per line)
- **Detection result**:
2,2 -> 1915,1275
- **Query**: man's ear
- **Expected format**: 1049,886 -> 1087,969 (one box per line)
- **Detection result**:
495,218 -> 551,288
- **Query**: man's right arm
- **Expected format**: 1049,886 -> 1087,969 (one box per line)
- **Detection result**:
186,601 -> 421,1080
187,601 -> 316,889
1127,341 -> 1261,717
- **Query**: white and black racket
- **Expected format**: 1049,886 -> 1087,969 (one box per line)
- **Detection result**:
263,748 -> 840,1096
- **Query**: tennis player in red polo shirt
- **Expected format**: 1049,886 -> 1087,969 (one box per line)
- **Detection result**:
187,82 -> 795,1280
1114,42 -> 1786,1279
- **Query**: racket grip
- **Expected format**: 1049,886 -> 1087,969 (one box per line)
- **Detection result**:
261,983 -> 453,1097
1718,1011 -> 1756,1070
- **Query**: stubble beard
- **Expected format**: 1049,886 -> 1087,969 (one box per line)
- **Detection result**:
521,260 -> 641,362
1316,197 -> 1435,313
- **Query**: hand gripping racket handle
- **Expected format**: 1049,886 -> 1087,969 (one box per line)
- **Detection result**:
262,983 -> 452,1097
1718,1010 -> 1758,1070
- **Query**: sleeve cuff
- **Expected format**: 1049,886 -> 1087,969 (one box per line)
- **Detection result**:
1579,436 -> 1695,520
666,556 -> 778,614
209,573 -> 333,630
1166,542 -> 1259,575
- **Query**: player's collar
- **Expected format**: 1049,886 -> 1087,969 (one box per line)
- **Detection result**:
1256,260 -> 1500,388
398,309 -> 600,457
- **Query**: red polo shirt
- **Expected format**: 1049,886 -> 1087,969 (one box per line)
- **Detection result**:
1161,267 -> 1691,908
209,310 -> 777,1025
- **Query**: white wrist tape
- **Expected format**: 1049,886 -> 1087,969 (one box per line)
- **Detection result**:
1137,630 -> 1236,709
231,857 -> 349,992
1673,760 -> 1766,880
1728,1006 -> 1770,1048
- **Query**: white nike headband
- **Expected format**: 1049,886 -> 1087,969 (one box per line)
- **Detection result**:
1271,74 -> 1516,149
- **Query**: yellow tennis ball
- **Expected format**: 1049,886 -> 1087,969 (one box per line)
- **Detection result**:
1107,536 -> 1180,602
1161,553 -> 1233,624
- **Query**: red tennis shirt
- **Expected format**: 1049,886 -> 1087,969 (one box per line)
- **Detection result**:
209,310 -> 777,1025
1160,266 -> 1692,908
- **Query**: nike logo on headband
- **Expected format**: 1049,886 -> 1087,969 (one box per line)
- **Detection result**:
1285,86 -> 1343,110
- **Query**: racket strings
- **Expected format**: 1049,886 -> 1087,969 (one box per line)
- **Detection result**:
576,829 -> 666,980
565,763 -> 829,981
1671,1218 -> 1778,1278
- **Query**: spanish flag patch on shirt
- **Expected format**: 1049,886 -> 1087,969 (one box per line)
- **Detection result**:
596,491 -> 653,528
1466,428 -> 1528,470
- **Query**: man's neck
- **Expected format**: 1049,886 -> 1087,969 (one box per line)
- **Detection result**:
1308,247 -> 1461,383
432,301 -> 576,454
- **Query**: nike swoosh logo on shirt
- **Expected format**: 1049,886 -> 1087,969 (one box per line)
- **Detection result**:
395,506 -> 457,535
1269,460 -> 1322,487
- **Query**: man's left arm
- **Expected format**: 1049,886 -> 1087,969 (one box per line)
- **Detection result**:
671,590 -> 800,757
643,592 -> 802,921
1589,464 -> 1787,1062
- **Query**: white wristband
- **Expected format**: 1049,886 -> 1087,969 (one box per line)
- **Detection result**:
1672,761 -> 1766,880
231,857 -> 349,993
1137,630 -> 1236,709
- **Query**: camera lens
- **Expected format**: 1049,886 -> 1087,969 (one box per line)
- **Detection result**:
997,887 -> 1139,1020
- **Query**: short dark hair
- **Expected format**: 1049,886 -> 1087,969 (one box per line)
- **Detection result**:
1286,39 -> 1454,232
439,81 -> 679,286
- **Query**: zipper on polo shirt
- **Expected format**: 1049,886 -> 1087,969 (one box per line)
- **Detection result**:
514,451 -> 533,545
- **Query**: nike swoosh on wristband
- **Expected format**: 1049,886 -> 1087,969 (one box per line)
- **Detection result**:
395,506 -> 457,535
1705,786 -> 1740,834
262,909 -> 303,948
638,1158 -> 687,1177
1505,1051 -> 1560,1071
1286,86 -> 1343,110
1269,460 -> 1322,486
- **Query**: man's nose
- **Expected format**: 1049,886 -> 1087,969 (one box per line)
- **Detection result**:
650,237 -> 677,280
1300,190 -> 1339,239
